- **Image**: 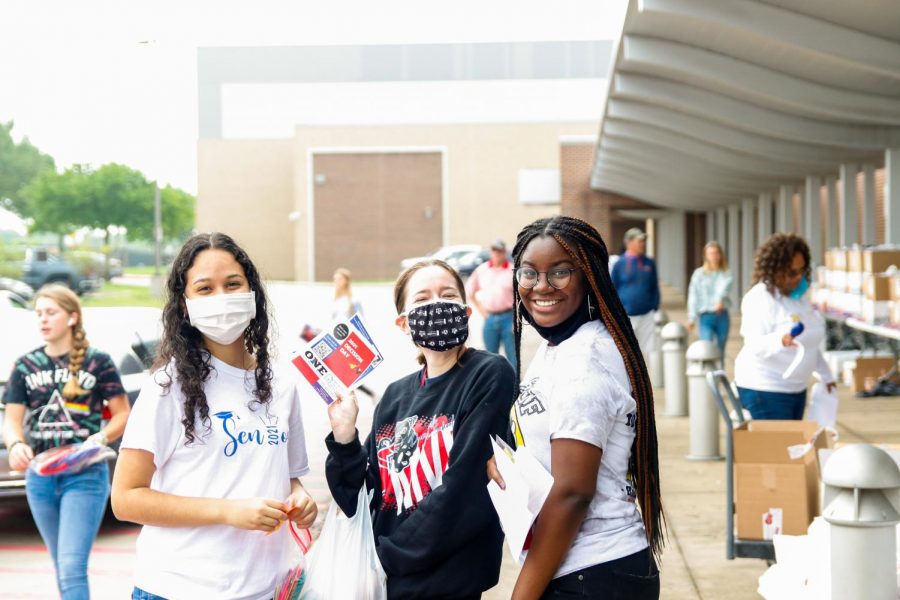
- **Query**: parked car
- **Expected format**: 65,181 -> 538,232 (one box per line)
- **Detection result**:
0,305 -> 162,499
0,277 -> 34,302
399,244 -> 482,271
455,248 -> 491,279
19,247 -> 103,295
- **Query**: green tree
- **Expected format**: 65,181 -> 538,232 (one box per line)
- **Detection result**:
22,162 -> 195,254
0,121 -> 55,217
24,165 -> 91,244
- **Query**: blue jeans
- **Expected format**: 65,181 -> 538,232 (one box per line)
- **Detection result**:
25,461 -> 110,600
541,547 -> 659,599
737,387 -> 807,420
698,311 -> 730,359
483,310 -> 516,366
132,588 -> 167,599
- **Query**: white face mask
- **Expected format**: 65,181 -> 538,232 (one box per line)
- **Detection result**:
184,291 -> 256,345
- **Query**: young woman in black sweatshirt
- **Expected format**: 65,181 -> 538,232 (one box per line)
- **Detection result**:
326,258 -> 517,599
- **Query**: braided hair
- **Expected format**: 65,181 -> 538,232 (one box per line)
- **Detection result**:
155,232 -> 274,445
34,284 -> 89,400
512,216 -> 666,556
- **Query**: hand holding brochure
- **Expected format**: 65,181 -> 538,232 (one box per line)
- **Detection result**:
486,435 -> 553,564
292,313 -> 384,404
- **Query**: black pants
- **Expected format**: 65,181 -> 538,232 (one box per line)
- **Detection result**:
540,547 -> 659,599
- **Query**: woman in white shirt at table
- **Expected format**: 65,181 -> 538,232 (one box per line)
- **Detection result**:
734,233 -> 836,420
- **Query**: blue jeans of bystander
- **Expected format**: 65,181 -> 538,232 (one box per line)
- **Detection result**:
736,387 -> 807,420
25,461 -> 110,600
697,311 -> 730,360
483,310 -> 516,366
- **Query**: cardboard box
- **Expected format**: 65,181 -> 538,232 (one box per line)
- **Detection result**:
831,249 -> 847,271
861,299 -> 890,323
847,248 -> 863,273
851,356 -> 897,393
863,273 -> 892,301
891,277 -> 900,302
733,421 -> 831,540
863,248 -> 900,273
846,271 -> 863,294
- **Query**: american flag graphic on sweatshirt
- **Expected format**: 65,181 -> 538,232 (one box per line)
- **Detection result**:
374,414 -> 455,513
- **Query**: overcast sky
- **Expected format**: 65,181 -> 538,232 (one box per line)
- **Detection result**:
0,0 -> 625,194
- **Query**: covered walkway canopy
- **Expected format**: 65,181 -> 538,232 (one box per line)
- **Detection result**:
591,0 -> 900,299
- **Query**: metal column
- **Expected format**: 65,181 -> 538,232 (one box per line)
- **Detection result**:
757,192 -> 772,244
741,198 -> 755,297
825,175 -> 838,249
886,149 -> 900,244
839,164 -> 859,246
863,165 -> 877,245
776,185 -> 793,234
727,203 -> 740,303
804,176 -> 823,266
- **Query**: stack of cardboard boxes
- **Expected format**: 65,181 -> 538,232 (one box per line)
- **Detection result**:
815,246 -> 900,325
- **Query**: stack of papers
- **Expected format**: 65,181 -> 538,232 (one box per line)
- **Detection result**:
293,313 -> 384,404
486,435 -> 554,563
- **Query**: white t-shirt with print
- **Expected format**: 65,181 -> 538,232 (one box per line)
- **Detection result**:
734,283 -> 833,393
121,355 -> 310,600
512,320 -> 648,578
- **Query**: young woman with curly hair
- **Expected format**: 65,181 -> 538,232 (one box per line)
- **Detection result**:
111,233 -> 317,600
734,233 -> 836,420
2,284 -> 130,600
489,216 -> 664,600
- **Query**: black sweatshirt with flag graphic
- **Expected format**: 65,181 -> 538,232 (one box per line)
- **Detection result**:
326,349 -> 516,600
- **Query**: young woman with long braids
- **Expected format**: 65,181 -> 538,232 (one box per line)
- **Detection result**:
489,215 -> 664,599
111,233 -> 316,600
2,284 -> 130,600
326,259 -> 517,599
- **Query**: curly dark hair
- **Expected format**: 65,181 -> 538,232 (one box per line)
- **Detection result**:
154,232 -> 273,445
751,233 -> 811,294
512,216 -> 665,558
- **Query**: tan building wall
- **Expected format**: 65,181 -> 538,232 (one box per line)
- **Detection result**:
198,122 -> 600,281
197,139 -> 296,280
292,123 -> 597,280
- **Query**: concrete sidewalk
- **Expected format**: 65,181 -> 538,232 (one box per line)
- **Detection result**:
484,285 -> 900,600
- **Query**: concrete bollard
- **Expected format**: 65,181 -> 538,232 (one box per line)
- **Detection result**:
822,444 -> 900,600
660,322 -> 688,416
685,340 -> 722,460
648,311 -> 668,388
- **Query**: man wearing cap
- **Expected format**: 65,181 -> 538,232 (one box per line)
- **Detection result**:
611,227 -> 661,360
466,239 -> 515,366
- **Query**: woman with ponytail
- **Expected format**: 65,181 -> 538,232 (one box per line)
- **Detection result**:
2,283 -> 130,599
489,216 -> 664,599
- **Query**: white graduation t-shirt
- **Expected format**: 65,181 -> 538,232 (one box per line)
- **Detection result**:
121,355 -> 310,600
511,320 -> 648,578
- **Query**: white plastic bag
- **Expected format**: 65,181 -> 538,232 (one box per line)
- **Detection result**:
808,381 -> 838,429
301,486 -> 387,600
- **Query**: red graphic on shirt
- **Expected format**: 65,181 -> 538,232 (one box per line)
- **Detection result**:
374,414 -> 454,513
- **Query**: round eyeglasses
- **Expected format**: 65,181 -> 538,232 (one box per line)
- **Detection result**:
515,267 -> 578,290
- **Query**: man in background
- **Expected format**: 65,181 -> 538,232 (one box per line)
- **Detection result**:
611,227 -> 660,362
466,239 -> 515,366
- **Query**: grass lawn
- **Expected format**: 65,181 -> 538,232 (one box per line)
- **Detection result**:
124,265 -> 168,276
81,282 -> 164,308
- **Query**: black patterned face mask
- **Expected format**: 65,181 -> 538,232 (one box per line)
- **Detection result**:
404,301 -> 469,351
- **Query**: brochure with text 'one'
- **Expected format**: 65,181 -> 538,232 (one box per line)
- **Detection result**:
292,312 -> 384,404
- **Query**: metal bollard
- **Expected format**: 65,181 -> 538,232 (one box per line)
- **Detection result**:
648,311 -> 668,388
660,322 -> 687,416
685,340 -> 722,460
822,444 -> 900,600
